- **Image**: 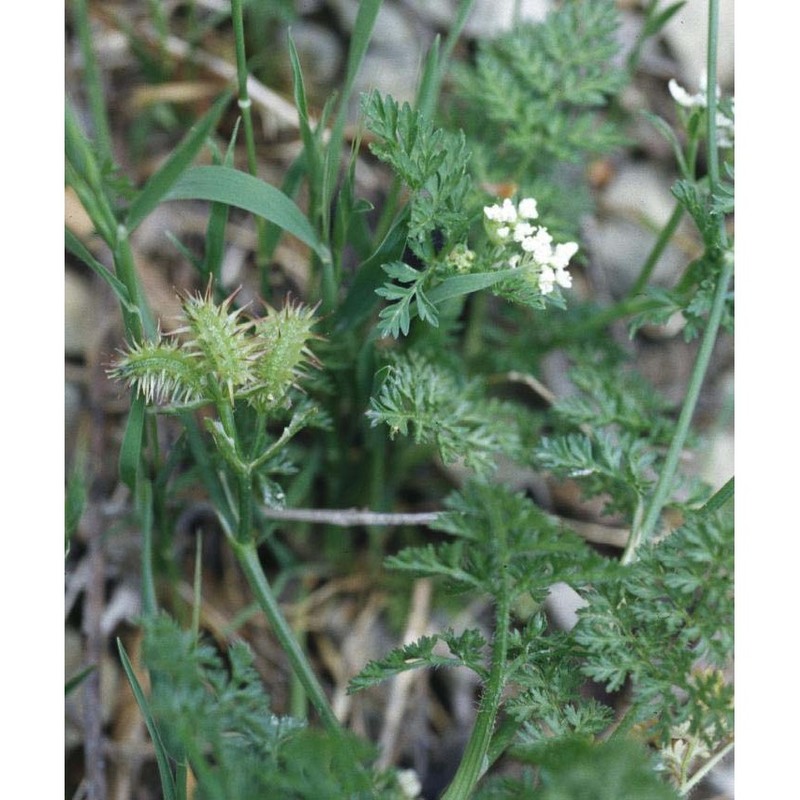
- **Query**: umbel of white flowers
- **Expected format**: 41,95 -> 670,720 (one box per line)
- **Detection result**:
483,197 -> 578,295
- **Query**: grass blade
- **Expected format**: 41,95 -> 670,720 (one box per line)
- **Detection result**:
119,394 -> 146,491
117,639 -> 178,800
65,227 -> 137,314
164,165 -> 329,261
125,92 -> 231,232
321,0 -> 382,232
65,665 -> 96,696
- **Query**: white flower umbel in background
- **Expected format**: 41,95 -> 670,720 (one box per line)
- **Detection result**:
668,71 -> 734,148
483,196 -> 578,296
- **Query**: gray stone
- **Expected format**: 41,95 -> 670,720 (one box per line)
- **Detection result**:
661,0 -> 734,90
328,1 -> 424,117
586,164 -> 693,297
65,270 -> 97,359
463,0 -> 552,38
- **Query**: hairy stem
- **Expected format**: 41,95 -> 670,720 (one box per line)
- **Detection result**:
441,509 -> 511,800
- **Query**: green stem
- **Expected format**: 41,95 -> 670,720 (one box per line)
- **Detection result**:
139,477 -> 158,618
705,0 -> 723,196
441,507 -> 511,800
230,0 -> 270,283
559,294 -> 660,342
441,589 -> 511,800
627,202 -> 684,299
702,476 -> 734,515
236,471 -> 254,544
625,252 -> 732,559
232,539 -> 341,734
114,225 -> 157,343
624,0 -> 732,560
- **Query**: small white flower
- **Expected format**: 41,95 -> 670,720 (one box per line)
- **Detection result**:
668,78 -> 703,108
497,225 -> 511,239
518,197 -> 539,219
527,228 -> 553,262
669,71 -> 723,110
539,265 -> 556,294
669,73 -> 734,148
512,221 -> 535,241
396,769 -> 422,798
498,198 -> 518,223
555,267 -> 572,289
716,111 -> 734,147
508,253 -> 521,269
549,241 -> 578,270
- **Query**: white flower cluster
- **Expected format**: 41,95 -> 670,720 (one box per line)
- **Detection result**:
668,72 -> 734,148
483,197 -> 577,295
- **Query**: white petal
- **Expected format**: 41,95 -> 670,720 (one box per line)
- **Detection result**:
512,221 -> 535,241
518,197 -> 539,219
555,268 -> 573,288
668,79 -> 701,108
549,241 -> 578,269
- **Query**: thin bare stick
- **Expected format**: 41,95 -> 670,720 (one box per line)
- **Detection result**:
262,506 -> 629,549
261,507 -> 441,527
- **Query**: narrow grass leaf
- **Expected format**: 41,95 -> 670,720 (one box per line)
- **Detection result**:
164,166 -> 328,261
288,33 -> 321,189
416,0 -> 475,120
67,229 -> 132,308
322,0 -> 382,220
119,393 -> 146,491
65,665 -> 96,696
117,639 -> 178,800
202,119 -> 240,284
125,92 -> 231,232
644,0 -> 686,38
415,35 -> 442,123
260,150 -> 309,267
166,231 -> 203,273
341,0 -> 382,102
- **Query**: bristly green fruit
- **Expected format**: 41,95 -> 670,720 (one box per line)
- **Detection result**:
109,288 -> 320,414
248,298 -> 321,413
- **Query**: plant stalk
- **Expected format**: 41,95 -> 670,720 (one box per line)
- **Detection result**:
441,590 -> 511,800
623,0 -> 732,561
229,0 -> 271,284
441,506 -> 511,800
232,539 -> 341,734
627,202 -> 684,299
